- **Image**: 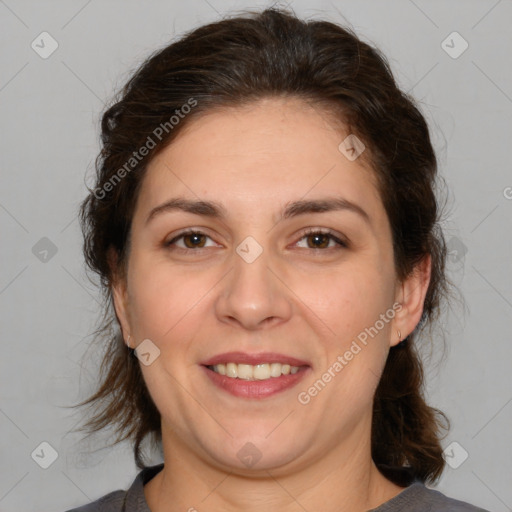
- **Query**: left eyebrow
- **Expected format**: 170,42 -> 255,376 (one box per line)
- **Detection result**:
282,197 -> 371,226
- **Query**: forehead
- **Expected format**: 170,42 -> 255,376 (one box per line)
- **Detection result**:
138,97 -> 383,220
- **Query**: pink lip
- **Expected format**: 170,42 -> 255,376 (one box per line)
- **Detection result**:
201,365 -> 311,399
201,351 -> 310,367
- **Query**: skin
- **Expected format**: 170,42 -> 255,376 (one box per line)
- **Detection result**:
112,97 -> 431,512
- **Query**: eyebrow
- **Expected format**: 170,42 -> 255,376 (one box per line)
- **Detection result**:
145,196 -> 371,226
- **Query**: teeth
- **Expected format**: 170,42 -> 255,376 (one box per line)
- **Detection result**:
210,362 -> 302,380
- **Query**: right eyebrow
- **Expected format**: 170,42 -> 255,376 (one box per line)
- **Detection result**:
146,197 -> 227,225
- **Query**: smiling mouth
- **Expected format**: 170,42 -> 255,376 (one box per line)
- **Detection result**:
202,359 -> 311,399
206,362 -> 306,380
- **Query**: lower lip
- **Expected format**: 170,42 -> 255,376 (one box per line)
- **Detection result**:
201,365 -> 310,399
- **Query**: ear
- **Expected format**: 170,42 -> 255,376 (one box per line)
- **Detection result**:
108,247 -> 132,341
391,254 -> 432,347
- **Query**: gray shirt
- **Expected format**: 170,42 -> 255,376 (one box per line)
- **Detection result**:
65,463 -> 490,512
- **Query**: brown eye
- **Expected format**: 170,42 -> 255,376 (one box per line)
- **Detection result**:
296,229 -> 348,250
165,230 -> 215,250
182,233 -> 207,248
306,233 -> 330,249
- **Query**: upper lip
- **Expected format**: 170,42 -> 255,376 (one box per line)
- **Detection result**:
201,351 -> 310,367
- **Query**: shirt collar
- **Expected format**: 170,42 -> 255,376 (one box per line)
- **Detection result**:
124,463 -> 164,511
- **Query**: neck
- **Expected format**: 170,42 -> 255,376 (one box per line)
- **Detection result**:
145,419 -> 405,512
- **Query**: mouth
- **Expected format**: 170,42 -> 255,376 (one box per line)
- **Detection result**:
200,351 -> 311,399
205,362 -> 303,380
201,351 -> 310,368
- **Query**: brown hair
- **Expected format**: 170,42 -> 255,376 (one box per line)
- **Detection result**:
74,7 -> 451,483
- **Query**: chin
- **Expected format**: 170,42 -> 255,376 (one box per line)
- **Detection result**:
203,434 -> 307,474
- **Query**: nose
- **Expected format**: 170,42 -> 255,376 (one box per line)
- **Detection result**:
214,244 -> 293,331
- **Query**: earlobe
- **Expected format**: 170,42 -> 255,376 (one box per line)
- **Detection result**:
392,254 -> 432,347
112,278 -> 131,339
108,247 -> 131,341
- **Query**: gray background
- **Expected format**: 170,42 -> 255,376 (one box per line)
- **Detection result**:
0,0 -> 511,510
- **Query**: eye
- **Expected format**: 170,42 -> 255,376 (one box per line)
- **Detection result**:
164,228 -> 348,252
165,230 -> 217,250
294,229 -> 348,250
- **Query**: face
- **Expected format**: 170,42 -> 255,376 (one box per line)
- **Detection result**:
113,97 -> 429,475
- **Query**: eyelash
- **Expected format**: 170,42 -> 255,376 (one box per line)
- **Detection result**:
164,228 -> 348,252
295,228 -> 348,250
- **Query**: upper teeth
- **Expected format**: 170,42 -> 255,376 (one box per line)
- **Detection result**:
210,362 -> 301,380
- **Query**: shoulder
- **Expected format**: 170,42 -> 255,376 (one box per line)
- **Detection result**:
371,482 -> 491,512
63,463 -> 164,512
64,490 -> 126,512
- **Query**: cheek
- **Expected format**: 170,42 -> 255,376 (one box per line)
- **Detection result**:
126,254 -> 220,342
291,262 -> 394,343
292,264 -> 394,411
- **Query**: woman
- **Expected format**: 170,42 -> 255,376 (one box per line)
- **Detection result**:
67,8 -> 489,512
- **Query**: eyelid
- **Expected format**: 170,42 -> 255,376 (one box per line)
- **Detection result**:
165,228 -> 220,248
294,227 -> 349,249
